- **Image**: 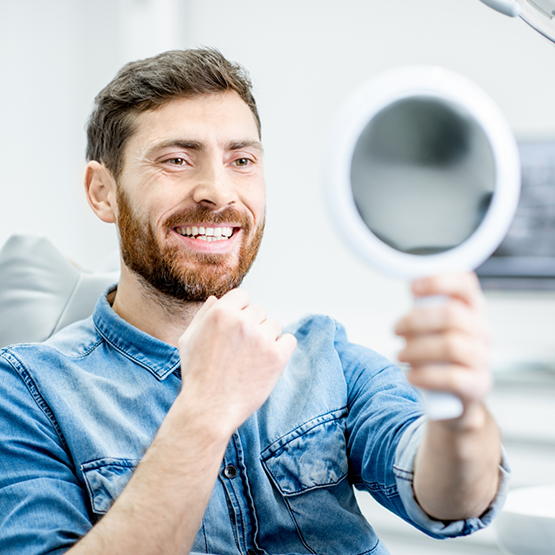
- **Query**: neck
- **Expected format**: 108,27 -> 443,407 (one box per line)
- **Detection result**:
112,263 -> 203,347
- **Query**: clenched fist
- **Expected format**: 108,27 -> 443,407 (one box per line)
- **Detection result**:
177,289 -> 297,436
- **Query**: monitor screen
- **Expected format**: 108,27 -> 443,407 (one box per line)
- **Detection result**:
477,140 -> 555,290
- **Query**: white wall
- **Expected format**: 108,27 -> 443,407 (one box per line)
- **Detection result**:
0,0 -> 189,271
2,0 -> 555,365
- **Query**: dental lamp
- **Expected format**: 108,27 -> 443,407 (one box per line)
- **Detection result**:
480,0 -> 555,43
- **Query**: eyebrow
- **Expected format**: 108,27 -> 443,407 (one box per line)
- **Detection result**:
148,138 -> 264,156
228,140 -> 264,154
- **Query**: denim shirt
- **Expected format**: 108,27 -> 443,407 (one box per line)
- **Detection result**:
0,289 -> 510,555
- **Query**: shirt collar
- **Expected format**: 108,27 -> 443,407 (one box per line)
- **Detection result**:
92,285 -> 181,381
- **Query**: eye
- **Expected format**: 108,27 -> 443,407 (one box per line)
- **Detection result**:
167,157 -> 188,166
233,157 -> 252,167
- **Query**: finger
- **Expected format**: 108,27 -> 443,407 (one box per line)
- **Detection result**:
411,272 -> 485,311
243,304 -> 268,325
276,332 -> 297,361
259,318 -> 282,341
398,332 -> 489,369
182,296 -> 218,339
193,295 -> 218,320
407,364 -> 492,402
183,291 -> 250,344
215,288 -> 251,311
395,300 -> 491,342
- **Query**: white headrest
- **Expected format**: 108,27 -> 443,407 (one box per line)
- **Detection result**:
0,235 -> 119,348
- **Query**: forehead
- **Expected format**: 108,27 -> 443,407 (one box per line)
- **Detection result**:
127,92 -> 260,152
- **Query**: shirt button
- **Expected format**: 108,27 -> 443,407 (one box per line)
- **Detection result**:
223,465 -> 237,479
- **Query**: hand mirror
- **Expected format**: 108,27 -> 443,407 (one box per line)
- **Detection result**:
325,66 -> 521,419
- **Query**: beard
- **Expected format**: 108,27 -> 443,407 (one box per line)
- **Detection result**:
116,187 -> 264,303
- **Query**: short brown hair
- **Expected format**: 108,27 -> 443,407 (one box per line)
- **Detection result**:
86,48 -> 260,179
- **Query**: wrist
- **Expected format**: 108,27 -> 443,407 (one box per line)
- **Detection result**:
444,401 -> 490,433
167,391 -> 236,445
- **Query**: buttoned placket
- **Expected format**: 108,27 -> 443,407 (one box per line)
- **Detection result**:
220,430 -> 264,555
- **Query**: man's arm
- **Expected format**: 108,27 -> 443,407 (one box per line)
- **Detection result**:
70,289 -> 296,555
394,272 -> 502,521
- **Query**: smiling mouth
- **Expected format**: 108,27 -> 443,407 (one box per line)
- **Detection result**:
175,225 -> 236,242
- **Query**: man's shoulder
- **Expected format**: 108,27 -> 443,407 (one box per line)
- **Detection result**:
285,313 -> 401,380
0,316 -> 101,367
285,313 -> 343,338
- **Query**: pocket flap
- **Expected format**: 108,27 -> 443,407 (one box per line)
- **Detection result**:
261,411 -> 348,496
82,458 -> 140,514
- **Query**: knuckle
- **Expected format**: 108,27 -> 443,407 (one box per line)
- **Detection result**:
210,305 -> 228,325
273,321 -> 283,337
426,274 -> 442,290
257,305 -> 268,320
442,303 -> 457,328
444,333 -> 462,360
448,370 -> 465,393
237,315 -> 251,336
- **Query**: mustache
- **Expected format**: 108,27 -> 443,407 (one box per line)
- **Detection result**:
164,205 -> 253,230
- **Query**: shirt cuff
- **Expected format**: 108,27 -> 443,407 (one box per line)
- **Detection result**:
393,415 -> 511,538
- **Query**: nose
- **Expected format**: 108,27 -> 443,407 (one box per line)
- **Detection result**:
192,158 -> 238,209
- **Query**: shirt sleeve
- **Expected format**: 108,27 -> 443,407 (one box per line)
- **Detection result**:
0,350 -> 93,554
394,415 -> 511,537
334,322 -> 510,539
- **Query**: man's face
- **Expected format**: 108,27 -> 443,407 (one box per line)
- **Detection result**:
114,92 -> 265,303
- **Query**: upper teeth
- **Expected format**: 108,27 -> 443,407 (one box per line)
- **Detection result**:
177,226 -> 234,241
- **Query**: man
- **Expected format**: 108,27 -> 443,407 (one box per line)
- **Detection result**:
0,49 -> 508,555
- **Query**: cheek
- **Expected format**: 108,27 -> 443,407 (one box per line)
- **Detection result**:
253,195 -> 266,225
244,181 -> 266,224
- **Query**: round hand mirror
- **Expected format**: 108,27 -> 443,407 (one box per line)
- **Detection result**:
325,66 -> 521,419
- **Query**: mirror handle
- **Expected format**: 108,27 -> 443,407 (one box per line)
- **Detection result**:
414,295 -> 465,421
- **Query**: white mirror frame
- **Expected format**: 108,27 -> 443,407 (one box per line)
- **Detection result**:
325,66 -> 521,279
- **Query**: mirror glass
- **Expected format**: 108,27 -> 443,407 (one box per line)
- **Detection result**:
350,96 -> 496,256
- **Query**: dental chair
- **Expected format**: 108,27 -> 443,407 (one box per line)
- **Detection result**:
0,235 -> 119,349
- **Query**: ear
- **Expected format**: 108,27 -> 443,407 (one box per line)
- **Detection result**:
85,161 -> 118,224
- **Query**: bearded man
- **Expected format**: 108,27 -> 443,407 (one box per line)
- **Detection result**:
0,49 -> 508,555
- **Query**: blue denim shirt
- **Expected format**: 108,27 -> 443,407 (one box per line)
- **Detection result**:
0,288 -> 510,555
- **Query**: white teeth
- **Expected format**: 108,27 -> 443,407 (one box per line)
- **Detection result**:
177,225 -> 235,241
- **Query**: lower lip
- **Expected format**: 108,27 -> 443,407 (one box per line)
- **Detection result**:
172,229 -> 241,253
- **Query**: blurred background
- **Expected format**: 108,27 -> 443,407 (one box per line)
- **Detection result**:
1,1 -> 554,553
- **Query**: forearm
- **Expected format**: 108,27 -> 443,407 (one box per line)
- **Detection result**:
413,402 -> 502,521
69,399 -> 230,555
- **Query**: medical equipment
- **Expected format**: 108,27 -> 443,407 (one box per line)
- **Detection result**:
480,0 -> 555,44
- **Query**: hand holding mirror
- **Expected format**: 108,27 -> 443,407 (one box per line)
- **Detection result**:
325,66 -> 521,420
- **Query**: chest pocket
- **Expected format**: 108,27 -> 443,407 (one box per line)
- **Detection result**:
261,409 -> 349,495
260,409 -> 379,554
81,457 -> 140,515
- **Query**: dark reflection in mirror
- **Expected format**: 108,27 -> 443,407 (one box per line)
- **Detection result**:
350,97 -> 496,255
